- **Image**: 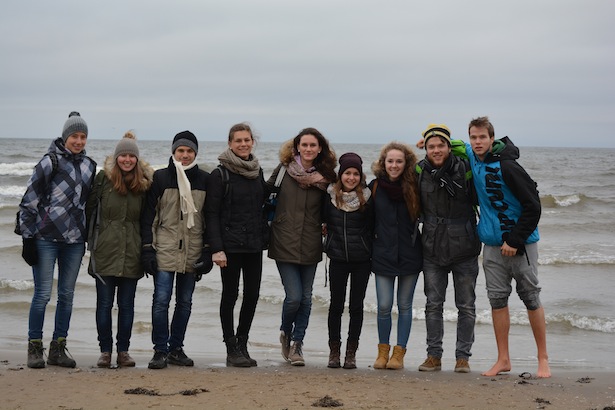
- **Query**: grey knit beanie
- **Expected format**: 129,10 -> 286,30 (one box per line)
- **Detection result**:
114,131 -> 140,160
171,130 -> 198,155
62,111 -> 88,142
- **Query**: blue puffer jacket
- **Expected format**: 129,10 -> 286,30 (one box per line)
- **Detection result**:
464,137 -> 540,249
19,138 -> 97,243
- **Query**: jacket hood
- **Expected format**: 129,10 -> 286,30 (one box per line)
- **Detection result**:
486,136 -> 519,162
278,139 -> 295,165
49,137 -> 87,160
103,155 -> 154,191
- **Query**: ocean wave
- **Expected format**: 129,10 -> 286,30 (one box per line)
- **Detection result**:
0,185 -> 26,198
0,278 -> 33,291
539,255 -> 615,265
549,313 -> 615,333
0,162 -> 37,177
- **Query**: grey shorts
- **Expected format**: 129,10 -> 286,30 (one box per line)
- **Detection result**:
483,243 -> 541,309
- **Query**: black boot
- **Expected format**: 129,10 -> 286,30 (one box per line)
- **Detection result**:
237,335 -> 257,367
343,340 -> 359,369
47,338 -> 76,368
225,336 -> 251,367
328,340 -> 341,368
27,340 -> 45,369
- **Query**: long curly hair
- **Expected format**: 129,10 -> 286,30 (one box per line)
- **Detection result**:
371,141 -> 420,219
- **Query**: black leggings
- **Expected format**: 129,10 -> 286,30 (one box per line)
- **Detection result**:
219,252 -> 263,341
327,260 -> 371,342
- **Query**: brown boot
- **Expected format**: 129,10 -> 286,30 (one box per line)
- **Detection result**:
386,345 -> 407,370
117,351 -> 136,367
373,344 -> 390,369
97,352 -> 111,368
343,340 -> 358,369
327,341 -> 341,368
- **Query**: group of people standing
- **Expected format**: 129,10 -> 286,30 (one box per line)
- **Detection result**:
19,111 -> 550,378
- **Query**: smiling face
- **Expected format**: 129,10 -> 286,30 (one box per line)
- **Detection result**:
340,167 -> 361,192
297,134 -> 320,168
425,136 -> 451,168
229,130 -> 254,160
469,125 -> 494,161
64,132 -> 87,154
117,153 -> 138,172
384,149 -> 406,181
173,146 -> 196,166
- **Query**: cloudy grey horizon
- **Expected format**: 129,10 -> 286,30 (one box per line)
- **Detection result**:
2,1 -> 614,148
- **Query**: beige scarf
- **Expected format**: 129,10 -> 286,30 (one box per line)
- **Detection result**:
286,156 -> 329,191
173,159 -> 198,229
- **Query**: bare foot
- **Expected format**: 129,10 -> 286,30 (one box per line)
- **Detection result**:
481,360 -> 511,377
536,358 -> 551,378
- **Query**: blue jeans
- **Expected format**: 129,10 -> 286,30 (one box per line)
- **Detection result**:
276,261 -> 317,342
96,276 -> 139,353
423,257 -> 478,359
28,240 -> 85,340
375,273 -> 419,348
151,271 -> 196,352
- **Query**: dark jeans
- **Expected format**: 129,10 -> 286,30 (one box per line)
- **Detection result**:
423,256 -> 478,359
327,260 -> 371,342
151,270 -> 196,353
219,252 -> 263,341
96,276 -> 138,353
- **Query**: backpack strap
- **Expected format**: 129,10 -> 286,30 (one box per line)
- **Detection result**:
217,165 -> 231,198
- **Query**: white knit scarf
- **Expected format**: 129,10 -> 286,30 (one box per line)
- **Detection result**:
173,159 -> 198,229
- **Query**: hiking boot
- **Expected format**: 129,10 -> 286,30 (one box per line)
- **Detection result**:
167,347 -> 194,366
289,341 -> 305,366
27,340 -> 45,369
327,340 -> 341,368
419,355 -> 442,372
117,351 -> 136,367
373,344 -> 390,369
454,358 -> 471,373
343,340 -> 359,370
279,331 -> 291,362
148,351 -> 168,369
47,338 -> 76,368
386,345 -> 406,370
237,335 -> 257,367
97,352 -> 111,368
225,336 -> 252,367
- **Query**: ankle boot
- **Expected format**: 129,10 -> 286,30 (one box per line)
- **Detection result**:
343,340 -> 359,369
386,345 -> 407,370
97,352 -> 111,368
327,340 -> 341,368
225,336 -> 251,367
237,335 -> 257,367
373,343 -> 390,369
27,340 -> 45,369
47,338 -> 76,368
117,351 -> 136,367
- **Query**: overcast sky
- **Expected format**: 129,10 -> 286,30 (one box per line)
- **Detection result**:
1,1 -> 614,147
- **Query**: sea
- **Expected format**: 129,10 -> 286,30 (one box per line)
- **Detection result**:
1,138 -> 614,372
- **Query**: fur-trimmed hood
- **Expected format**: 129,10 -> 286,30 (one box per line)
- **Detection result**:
278,139 -> 295,166
103,156 -> 154,192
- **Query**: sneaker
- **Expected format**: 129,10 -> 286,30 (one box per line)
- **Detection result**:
97,352 -> 111,368
454,358 -> 471,373
279,331 -> 291,362
148,351 -> 168,369
117,351 -> 136,367
289,341 -> 305,366
418,355 -> 442,372
47,338 -> 76,368
27,340 -> 46,369
167,347 -> 194,366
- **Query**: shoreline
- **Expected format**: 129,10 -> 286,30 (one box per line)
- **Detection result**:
2,349 -> 613,409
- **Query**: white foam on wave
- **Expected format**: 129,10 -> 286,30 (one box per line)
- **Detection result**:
0,185 -> 26,198
0,278 -> 33,291
552,313 -> 615,333
553,194 -> 581,207
0,162 -> 36,177
540,254 -> 615,265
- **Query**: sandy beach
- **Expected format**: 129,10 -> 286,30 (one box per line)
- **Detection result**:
1,349 -> 613,410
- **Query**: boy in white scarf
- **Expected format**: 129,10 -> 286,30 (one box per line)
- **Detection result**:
141,130 -> 213,370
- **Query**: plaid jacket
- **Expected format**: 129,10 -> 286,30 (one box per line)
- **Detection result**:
19,138 -> 97,243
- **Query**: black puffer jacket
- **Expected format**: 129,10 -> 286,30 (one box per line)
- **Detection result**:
206,166 -> 267,253
323,194 -> 373,263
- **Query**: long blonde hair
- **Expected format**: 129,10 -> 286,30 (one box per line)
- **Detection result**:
371,141 -> 420,219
